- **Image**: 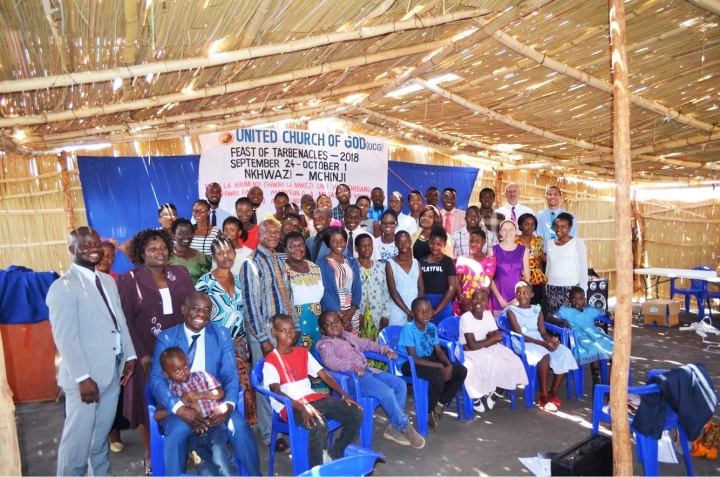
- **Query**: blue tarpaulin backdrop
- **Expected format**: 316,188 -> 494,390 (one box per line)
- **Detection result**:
78,155 -> 200,273
387,161 -> 479,213
77,155 -> 479,273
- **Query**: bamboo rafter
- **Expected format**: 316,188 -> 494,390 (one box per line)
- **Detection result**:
0,8 -> 487,94
354,0 -> 556,107
20,79 -> 392,146
411,77 -> 614,153
483,21 -> 719,133
687,0 -> 720,16
0,28 -> 478,129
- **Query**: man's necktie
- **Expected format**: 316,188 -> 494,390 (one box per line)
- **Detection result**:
550,211 -> 557,239
187,334 -> 200,367
347,231 -> 354,257
511,207 -> 516,222
312,235 -> 323,262
444,212 -> 451,234
95,275 -> 119,331
211,210 -> 217,227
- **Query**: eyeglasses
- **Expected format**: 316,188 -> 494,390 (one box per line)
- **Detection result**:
192,209 -> 209,214
381,221 -> 397,226
287,242 -> 306,250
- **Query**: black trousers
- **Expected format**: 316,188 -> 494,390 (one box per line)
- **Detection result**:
401,354 -> 467,414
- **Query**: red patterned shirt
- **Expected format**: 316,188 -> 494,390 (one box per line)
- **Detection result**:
168,371 -> 222,418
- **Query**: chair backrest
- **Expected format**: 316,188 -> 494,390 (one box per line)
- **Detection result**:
379,325 -> 402,350
691,266 -> 713,289
437,316 -> 460,342
496,312 -> 509,331
298,454 -> 383,477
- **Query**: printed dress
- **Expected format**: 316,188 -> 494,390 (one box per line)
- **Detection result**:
454,254 -> 497,315
287,261 -> 325,354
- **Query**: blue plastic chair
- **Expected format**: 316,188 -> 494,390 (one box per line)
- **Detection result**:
298,444 -> 385,476
314,352 -> 381,449
437,316 -> 516,412
496,312 -> 573,407
250,359 -> 352,476
145,384 -> 247,476
670,266 -> 712,317
591,369 -> 693,476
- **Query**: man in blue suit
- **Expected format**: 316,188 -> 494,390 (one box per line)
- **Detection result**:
150,291 -> 261,476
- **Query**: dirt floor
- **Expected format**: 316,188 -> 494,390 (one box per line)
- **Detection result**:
15,306 -> 720,476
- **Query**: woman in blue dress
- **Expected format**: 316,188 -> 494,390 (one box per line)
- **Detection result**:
386,231 -> 425,326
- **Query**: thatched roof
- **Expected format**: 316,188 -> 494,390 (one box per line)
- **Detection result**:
1,0 -> 719,182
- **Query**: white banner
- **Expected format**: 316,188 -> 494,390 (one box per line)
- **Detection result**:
199,128 -> 389,213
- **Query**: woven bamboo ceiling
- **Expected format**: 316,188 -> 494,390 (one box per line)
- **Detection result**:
1,0 -> 720,182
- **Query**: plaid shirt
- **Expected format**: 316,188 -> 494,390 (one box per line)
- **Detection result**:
451,227 -> 497,258
169,371 -> 221,418
331,205 -> 345,220
479,210 -> 506,235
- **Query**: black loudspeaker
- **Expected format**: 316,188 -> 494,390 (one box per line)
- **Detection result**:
587,268 -> 608,311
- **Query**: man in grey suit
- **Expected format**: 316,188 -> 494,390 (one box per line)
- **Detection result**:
47,227 -> 137,476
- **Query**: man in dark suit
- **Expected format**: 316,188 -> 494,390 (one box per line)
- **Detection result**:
47,227 -> 137,476
150,292 -> 261,476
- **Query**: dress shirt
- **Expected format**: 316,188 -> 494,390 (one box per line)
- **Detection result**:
535,207 -> 579,252
331,205 -> 346,220
439,208 -> 466,234
344,228 -> 371,259
495,203 -> 534,226
368,205 -> 389,222
396,212 -> 418,234
316,331 -> 391,374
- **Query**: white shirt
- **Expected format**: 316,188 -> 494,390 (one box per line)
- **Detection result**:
496,203 -> 534,224
344,227 -> 372,258
546,237 -> 588,291
183,325 -> 207,374
397,212 -> 418,234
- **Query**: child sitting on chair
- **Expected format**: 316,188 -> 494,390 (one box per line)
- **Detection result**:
263,313 -> 364,468
549,287 -> 613,385
505,281 -> 578,412
398,297 -> 467,432
154,347 -> 238,476
459,288 -> 528,413
317,310 -> 425,449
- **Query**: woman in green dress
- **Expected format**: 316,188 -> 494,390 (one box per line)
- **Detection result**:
167,218 -> 212,283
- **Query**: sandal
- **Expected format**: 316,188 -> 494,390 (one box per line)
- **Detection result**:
548,389 -> 562,407
539,394 -> 558,413
487,391 -> 503,410
109,440 -> 124,453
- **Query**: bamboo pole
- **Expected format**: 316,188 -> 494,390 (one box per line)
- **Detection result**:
58,152 -> 76,231
0,8 -> 487,94
412,78 -> 614,153
609,0 -> 633,474
21,79 -> 392,146
0,327 -> 21,476
240,0 -> 272,47
123,0 -> 139,65
631,196 -> 647,298
0,31 -> 467,129
40,0 -> 67,72
485,20 -> 718,133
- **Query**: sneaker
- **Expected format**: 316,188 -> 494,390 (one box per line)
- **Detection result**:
383,425 -> 411,446
431,409 -> 443,428
473,398 -> 485,413
401,424 -> 426,449
434,404 -> 445,422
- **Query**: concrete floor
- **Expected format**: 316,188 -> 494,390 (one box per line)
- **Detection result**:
15,308 -> 720,476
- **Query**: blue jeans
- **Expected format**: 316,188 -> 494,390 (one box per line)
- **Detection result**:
355,371 -> 409,432
189,424 -> 239,476
163,408 -> 261,476
426,293 -> 453,326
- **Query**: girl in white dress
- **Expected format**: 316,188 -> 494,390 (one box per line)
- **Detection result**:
459,288 -> 528,413
506,281 -> 577,412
